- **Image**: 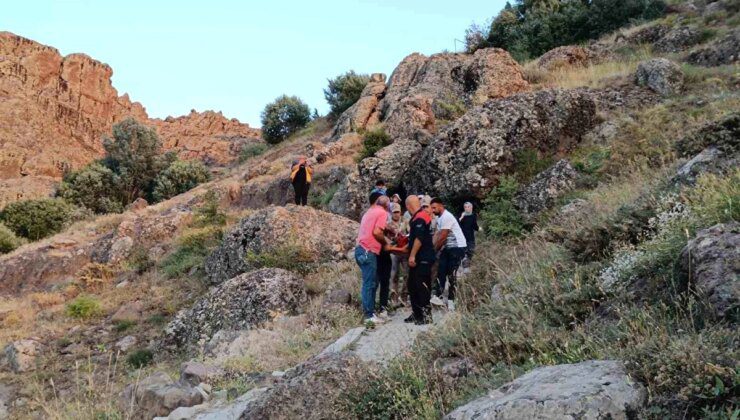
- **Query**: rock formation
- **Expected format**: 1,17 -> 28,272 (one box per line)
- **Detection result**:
635,58 -> 685,96
204,205 -> 359,284
163,268 -> 307,350
330,73 -> 387,140
0,31 -> 260,207
687,28 -> 740,67
537,45 -> 595,71
514,159 -> 579,217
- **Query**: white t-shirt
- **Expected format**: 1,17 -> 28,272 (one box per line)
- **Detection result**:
436,210 -> 467,249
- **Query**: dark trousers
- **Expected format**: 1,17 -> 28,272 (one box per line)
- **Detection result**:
434,247 -> 465,301
408,262 -> 432,321
376,250 -> 392,311
293,182 -> 310,206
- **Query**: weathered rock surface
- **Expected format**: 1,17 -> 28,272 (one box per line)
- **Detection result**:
111,300 -> 144,323
405,89 -> 597,200
0,383 -> 12,419
445,360 -> 646,420
204,205 -> 358,284
537,46 -> 594,71
626,24 -> 671,45
675,112 -> 739,157
330,73 -> 387,140
680,222 -> 739,320
120,372 -> 206,420
687,29 -> 739,67
180,361 -> 225,386
635,58 -> 684,96
654,26 -> 703,53
0,32 -> 259,206
2,339 -> 40,373
163,268 -> 307,350
514,160 -> 578,217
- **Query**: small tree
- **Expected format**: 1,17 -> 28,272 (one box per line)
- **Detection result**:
260,95 -> 311,144
358,128 -> 392,161
0,198 -> 75,240
324,71 -> 371,118
58,162 -> 123,214
480,176 -> 524,239
152,159 -> 211,202
0,223 -> 25,254
102,118 -> 175,204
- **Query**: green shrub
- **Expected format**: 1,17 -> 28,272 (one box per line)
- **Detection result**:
58,162 -> 124,214
160,226 -> 223,278
194,190 -> 227,227
1,198 -> 75,240
66,295 -> 103,319
239,143 -> 269,162
114,319 -> 137,333
152,159 -> 211,202
324,71 -> 371,118
480,176 -> 525,239
126,349 -> 153,368
244,242 -> 315,275
126,246 -> 154,274
358,128 -> 391,161
261,95 -> 312,144
513,149 -> 554,183
0,222 -> 25,254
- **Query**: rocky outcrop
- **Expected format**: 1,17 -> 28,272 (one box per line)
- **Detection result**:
635,58 -> 684,96
163,268 -> 307,350
2,339 -> 40,373
445,360 -> 646,420
204,205 -> 358,284
537,46 -> 595,71
687,29 -> 740,67
673,113 -> 739,184
680,222 -> 739,320
0,32 -> 260,206
330,73 -> 387,140
654,26 -> 703,53
120,371 -> 207,419
626,24 -> 671,45
405,89 -> 597,201
514,160 -> 578,218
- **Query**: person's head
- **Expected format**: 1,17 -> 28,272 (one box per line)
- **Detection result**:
375,194 -> 390,209
375,180 -> 385,189
405,195 -> 421,215
391,193 -> 401,204
391,203 -> 402,221
297,155 -> 307,164
369,191 -> 383,206
421,195 -> 433,215
464,202 -> 474,213
430,197 -> 445,216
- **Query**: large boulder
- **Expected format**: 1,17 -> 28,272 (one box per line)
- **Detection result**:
626,24 -> 671,45
537,46 -> 594,71
514,160 -> 578,218
163,268 -> 307,350
119,371 -> 206,420
675,113 -> 739,157
635,58 -> 684,96
204,205 -> 358,284
680,222 -> 739,320
2,339 -> 40,373
445,360 -> 646,420
687,29 -> 739,67
331,73 -> 387,140
654,26 -> 703,53
405,89 -> 597,200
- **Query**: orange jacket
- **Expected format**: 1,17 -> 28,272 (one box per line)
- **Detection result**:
290,163 -> 313,184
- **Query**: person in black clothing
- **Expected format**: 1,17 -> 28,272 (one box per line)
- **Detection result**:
400,195 -> 436,325
459,201 -> 480,261
290,156 -> 313,206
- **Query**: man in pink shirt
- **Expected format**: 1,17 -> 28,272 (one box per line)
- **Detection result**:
355,191 -> 389,326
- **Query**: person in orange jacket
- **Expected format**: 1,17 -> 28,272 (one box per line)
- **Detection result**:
290,156 -> 313,205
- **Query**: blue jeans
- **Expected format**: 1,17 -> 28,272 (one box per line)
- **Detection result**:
355,245 -> 378,318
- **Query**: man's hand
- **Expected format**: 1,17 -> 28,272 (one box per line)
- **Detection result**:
408,256 -> 417,268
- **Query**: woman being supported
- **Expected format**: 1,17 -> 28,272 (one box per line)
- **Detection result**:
290,156 -> 313,206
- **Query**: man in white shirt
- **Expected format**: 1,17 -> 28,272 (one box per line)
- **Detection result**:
429,198 -> 467,311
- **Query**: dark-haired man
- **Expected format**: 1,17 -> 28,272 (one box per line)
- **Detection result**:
430,198 -> 467,312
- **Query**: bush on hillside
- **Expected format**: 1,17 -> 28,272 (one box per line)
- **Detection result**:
0,223 -> 25,254
152,159 -> 211,202
358,128 -> 391,161
239,143 -> 269,162
58,162 -> 124,214
468,0 -> 666,61
324,71 -> 371,118
260,95 -> 312,144
480,176 -> 525,239
159,226 -> 223,279
65,295 -> 103,319
0,198 -> 75,240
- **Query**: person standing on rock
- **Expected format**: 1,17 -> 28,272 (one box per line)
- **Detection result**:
290,156 -> 313,206
459,202 -> 480,271
402,195 -> 436,325
430,198 -> 467,312
355,192 -> 390,326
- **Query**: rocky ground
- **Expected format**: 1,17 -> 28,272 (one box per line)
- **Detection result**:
0,0 -> 738,419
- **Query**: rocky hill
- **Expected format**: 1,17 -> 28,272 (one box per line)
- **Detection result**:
0,32 -> 261,207
0,1 -> 738,419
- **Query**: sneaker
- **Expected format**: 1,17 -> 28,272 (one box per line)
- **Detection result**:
403,314 -> 416,323
430,295 -> 445,307
447,300 -> 456,312
364,315 -> 386,327
378,310 -> 390,320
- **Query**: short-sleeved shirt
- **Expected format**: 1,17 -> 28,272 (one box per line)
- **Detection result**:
357,205 -> 388,255
436,210 -> 467,249
408,210 -> 436,263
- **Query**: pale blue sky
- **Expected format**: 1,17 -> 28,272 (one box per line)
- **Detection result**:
3,0 -> 506,127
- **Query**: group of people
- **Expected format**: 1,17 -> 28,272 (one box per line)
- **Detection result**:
355,180 -> 480,326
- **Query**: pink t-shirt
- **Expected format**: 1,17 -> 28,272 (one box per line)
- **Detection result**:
357,205 -> 388,255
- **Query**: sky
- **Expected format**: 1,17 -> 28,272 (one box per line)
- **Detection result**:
3,0 -> 507,127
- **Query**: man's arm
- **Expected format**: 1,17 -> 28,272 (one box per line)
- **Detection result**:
372,226 -> 385,244
408,238 -> 422,267
435,229 -> 449,251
